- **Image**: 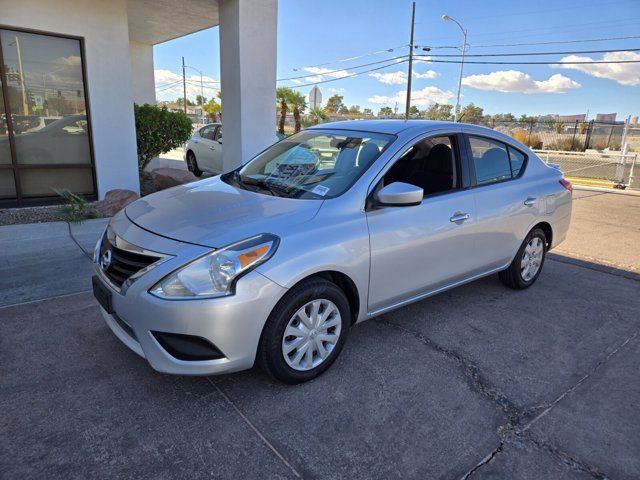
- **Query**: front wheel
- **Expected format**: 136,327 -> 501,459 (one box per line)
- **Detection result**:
258,278 -> 351,383
499,227 -> 547,289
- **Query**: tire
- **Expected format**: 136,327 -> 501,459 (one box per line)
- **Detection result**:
186,151 -> 203,177
258,278 -> 351,384
499,227 -> 547,290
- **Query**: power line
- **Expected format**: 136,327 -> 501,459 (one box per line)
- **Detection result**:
462,35 -> 640,49
415,56 -> 640,65
277,55 -> 407,82
426,47 -> 640,58
290,44 -> 408,72
286,59 -> 409,89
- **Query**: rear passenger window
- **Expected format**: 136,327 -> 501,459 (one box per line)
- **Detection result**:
469,137 -> 512,185
508,147 -> 526,177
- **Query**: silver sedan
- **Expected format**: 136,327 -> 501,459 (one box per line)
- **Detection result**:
93,120 -> 572,383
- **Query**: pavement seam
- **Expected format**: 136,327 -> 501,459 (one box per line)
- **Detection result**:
0,288 -> 92,309
548,255 -> 640,282
66,221 -> 93,260
382,319 -> 637,479
205,377 -> 303,479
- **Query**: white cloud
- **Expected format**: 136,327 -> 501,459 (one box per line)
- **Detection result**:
368,86 -> 454,107
154,69 -> 219,101
462,70 -> 580,93
304,75 -> 324,83
553,51 -> 640,86
328,87 -> 345,93
414,70 -> 438,79
369,69 -> 438,84
303,66 -> 350,79
369,70 -> 407,85
290,79 -> 303,85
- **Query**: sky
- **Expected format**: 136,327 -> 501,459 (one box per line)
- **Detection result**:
154,0 -> 640,119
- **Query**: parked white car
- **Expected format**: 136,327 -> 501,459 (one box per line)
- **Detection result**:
184,123 -> 285,176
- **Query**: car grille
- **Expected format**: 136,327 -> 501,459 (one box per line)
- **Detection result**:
98,232 -> 160,288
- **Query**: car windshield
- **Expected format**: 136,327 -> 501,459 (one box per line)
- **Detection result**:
225,129 -> 394,199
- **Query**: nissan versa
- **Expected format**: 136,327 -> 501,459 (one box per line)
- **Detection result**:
92,120 -> 572,383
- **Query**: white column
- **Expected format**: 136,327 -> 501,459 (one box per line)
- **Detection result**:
219,0 -> 278,172
130,41 -> 156,105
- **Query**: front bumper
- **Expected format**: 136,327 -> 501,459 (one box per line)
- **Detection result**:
94,217 -> 287,375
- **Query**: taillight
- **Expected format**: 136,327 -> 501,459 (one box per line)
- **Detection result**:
559,178 -> 573,193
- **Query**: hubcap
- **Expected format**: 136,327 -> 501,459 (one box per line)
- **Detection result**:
521,236 -> 544,281
282,299 -> 341,371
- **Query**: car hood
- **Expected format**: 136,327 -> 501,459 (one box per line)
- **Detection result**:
125,176 -> 322,248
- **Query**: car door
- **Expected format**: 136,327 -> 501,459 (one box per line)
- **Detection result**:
464,134 -> 540,271
196,125 -> 218,172
209,126 -> 223,173
366,132 -> 478,313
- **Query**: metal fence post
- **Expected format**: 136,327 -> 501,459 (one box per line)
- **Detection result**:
571,120 -> 578,151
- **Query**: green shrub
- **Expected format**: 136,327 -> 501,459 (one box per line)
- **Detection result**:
53,188 -> 95,223
134,103 -> 193,174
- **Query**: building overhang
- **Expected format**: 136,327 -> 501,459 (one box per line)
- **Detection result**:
127,0 -> 219,45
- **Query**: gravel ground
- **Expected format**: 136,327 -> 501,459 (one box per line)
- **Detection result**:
0,204 -> 106,226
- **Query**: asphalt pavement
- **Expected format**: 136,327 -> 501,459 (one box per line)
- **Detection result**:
1,189 -> 638,479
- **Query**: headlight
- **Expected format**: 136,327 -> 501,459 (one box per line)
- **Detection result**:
149,234 -> 279,299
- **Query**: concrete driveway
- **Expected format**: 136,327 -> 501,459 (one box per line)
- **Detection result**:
1,189 -> 638,479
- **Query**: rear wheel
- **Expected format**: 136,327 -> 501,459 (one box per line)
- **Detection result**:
186,151 -> 203,177
258,278 -> 351,384
499,227 -> 547,289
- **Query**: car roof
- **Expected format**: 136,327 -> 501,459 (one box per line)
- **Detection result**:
306,119 -> 456,135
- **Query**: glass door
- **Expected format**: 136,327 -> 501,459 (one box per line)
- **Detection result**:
0,27 -> 96,207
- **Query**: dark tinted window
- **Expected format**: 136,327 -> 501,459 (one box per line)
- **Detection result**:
469,136 -> 512,185
200,125 -> 216,140
384,136 -> 458,196
508,147 -> 526,177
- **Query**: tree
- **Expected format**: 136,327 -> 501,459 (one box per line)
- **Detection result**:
409,105 -> 420,117
325,94 -> 345,114
378,106 -> 394,117
424,103 -> 453,121
288,90 -> 307,133
363,108 -> 373,116
459,103 -> 484,124
276,87 -> 292,135
310,107 -> 328,125
134,104 -> 193,175
348,105 -> 361,115
492,113 -> 515,123
202,99 -> 221,122
338,105 -> 349,115
195,95 -> 207,106
176,97 -> 195,107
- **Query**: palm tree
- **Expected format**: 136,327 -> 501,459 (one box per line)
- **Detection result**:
310,107 -> 328,125
288,91 -> 307,133
276,87 -> 291,135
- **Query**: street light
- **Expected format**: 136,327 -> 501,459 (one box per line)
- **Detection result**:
442,14 -> 467,122
183,64 -> 207,123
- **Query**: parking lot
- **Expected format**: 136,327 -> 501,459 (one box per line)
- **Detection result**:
1,189 -> 639,479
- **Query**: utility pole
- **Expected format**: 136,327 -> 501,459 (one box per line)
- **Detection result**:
404,1 -> 416,121
14,36 -> 29,116
182,56 -> 187,114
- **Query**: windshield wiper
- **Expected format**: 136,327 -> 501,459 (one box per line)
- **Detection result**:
235,172 -> 285,197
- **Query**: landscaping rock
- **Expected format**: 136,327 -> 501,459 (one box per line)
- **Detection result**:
94,189 -> 139,217
151,167 -> 198,191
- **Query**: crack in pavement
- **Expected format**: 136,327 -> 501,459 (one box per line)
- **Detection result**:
382,318 -> 639,480
205,377 -> 303,479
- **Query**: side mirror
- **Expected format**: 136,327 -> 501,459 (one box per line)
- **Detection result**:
375,182 -> 423,207
217,139 -> 222,145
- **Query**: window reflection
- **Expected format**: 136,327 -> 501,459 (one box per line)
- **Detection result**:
0,29 -> 94,203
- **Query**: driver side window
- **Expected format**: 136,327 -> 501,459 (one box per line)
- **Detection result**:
383,135 -> 459,197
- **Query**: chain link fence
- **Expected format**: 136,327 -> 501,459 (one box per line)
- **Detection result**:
483,119 -> 628,152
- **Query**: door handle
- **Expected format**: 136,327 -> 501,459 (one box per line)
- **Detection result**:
524,197 -> 537,207
209,146 -> 216,150
193,140 -> 199,144
450,212 -> 470,223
